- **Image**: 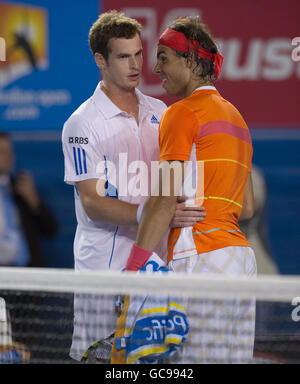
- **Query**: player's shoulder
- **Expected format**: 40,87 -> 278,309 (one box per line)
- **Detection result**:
62,104 -> 98,148
163,98 -> 195,119
63,104 -> 88,134
63,96 -> 104,133
214,93 -> 248,128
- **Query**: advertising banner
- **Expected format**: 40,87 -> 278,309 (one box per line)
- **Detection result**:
0,0 -> 99,130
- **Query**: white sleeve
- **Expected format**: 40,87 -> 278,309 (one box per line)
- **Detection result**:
62,114 -> 104,185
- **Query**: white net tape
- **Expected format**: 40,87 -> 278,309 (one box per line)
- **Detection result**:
0,267 -> 299,301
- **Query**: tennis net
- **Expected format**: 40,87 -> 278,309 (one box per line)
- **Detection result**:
0,267 -> 300,364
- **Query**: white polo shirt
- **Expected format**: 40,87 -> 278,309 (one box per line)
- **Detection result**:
62,82 -> 168,272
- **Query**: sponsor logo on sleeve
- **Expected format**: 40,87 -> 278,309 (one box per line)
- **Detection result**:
69,137 -> 89,144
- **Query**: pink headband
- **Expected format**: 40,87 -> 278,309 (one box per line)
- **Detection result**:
158,28 -> 223,79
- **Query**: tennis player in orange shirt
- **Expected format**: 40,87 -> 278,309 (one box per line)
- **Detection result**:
126,16 -> 257,363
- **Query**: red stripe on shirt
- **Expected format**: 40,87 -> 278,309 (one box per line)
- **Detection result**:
197,121 -> 252,144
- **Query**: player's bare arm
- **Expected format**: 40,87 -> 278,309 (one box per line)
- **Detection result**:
135,195 -> 177,251
135,161 -> 185,251
77,177 -> 205,228
76,178 -> 138,226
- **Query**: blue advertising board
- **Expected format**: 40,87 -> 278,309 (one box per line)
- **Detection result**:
0,0 -> 99,130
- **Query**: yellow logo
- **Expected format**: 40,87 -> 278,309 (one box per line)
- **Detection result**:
0,2 -> 48,87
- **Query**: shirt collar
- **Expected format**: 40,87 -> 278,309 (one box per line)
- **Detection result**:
135,87 -> 148,107
92,81 -> 148,119
193,85 -> 217,93
92,82 -> 122,119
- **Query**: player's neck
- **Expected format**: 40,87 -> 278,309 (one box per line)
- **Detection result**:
101,82 -> 138,108
101,82 -> 139,123
183,79 -> 214,98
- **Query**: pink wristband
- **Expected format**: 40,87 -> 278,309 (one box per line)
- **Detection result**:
125,244 -> 152,271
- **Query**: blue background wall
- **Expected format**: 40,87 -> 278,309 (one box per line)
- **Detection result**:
0,0 -> 99,130
252,131 -> 300,275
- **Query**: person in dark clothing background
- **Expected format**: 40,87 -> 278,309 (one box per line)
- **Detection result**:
0,132 -> 57,267
0,132 -> 59,363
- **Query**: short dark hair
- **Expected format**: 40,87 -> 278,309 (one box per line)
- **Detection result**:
89,10 -> 142,60
168,16 -> 219,81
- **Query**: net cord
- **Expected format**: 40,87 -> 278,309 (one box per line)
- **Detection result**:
0,267 -> 299,302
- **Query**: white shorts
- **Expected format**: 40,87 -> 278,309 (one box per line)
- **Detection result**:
166,246 -> 257,364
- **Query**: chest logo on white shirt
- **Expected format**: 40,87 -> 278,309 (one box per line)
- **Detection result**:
69,137 -> 89,144
150,115 -> 159,124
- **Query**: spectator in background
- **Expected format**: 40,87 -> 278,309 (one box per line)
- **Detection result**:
0,132 -> 58,267
239,164 -> 279,275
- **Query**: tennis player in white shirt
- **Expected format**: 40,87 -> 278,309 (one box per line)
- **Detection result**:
62,10 -> 206,362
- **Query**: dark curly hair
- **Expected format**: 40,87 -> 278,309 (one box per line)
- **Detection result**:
168,16 -> 219,81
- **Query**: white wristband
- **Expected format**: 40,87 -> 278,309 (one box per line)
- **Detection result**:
136,202 -> 145,224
